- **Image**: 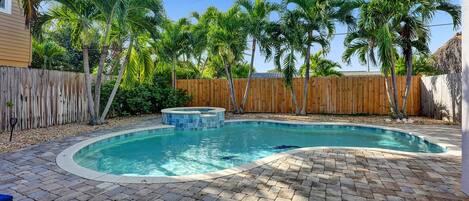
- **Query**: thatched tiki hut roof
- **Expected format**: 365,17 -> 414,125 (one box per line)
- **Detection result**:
432,32 -> 461,74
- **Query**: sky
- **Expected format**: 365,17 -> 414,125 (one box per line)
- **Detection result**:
163,0 -> 461,72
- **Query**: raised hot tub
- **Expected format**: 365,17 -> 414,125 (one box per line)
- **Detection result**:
161,107 -> 225,130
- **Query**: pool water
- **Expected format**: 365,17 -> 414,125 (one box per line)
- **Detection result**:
74,122 -> 444,177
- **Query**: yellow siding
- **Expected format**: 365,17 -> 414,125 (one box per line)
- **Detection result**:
0,0 -> 31,68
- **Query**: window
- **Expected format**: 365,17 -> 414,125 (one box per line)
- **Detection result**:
0,0 -> 12,14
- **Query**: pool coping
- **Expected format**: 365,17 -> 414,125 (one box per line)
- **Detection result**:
161,107 -> 226,115
56,119 -> 459,184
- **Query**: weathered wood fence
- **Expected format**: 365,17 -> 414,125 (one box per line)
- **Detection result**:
177,76 -> 421,115
0,67 -> 88,132
421,73 -> 461,122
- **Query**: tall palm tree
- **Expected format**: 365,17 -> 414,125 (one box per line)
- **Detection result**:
344,0 -> 401,117
265,12 -> 304,114
284,0 -> 355,115
156,19 -> 192,88
207,6 -> 248,113
390,0 -> 460,116
189,12 -> 209,72
100,0 -> 165,122
47,0 -> 100,124
236,0 -> 279,113
92,0 -> 122,118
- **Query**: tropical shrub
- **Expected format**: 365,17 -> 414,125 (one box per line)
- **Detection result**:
99,80 -> 192,117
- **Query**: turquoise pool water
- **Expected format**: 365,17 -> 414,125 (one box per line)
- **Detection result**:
74,121 -> 444,177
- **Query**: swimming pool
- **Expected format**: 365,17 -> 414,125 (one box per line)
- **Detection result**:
63,120 -> 445,181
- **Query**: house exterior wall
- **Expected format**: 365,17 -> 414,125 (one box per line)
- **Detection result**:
0,0 -> 32,68
461,0 -> 469,195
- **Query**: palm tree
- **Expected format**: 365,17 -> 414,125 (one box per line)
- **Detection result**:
301,51 -> 342,77
47,0 -> 100,124
207,6 -> 248,113
390,0 -> 460,116
344,0 -> 400,118
100,0 -> 164,122
236,0 -> 279,113
156,19 -> 192,88
32,39 -> 66,69
265,12 -> 304,114
284,0 -> 355,115
92,0 -> 122,119
189,12 -> 209,72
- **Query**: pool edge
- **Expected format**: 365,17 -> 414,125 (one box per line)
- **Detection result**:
56,119 -> 458,184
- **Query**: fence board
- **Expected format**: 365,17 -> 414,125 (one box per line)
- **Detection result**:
0,67 -> 88,132
177,76 -> 421,115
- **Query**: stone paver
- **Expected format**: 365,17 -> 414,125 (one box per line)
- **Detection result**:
0,117 -> 467,200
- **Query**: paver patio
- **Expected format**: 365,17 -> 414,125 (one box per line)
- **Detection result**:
0,115 -> 467,201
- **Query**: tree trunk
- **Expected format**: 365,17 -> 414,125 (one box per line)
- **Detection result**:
100,37 -> 134,122
290,85 -> 300,115
401,47 -> 413,116
42,57 -> 47,69
196,54 -> 203,71
82,45 -> 97,125
224,63 -> 239,113
300,32 -> 313,115
384,70 -> 397,117
240,39 -> 256,113
94,17 -> 113,122
94,45 -> 109,118
390,64 -> 401,118
172,57 -> 177,88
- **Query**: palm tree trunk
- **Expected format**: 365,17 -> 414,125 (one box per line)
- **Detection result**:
300,33 -> 313,115
390,64 -> 401,118
82,45 -> 97,125
172,57 -> 177,88
94,45 -> 109,119
196,54 -> 203,70
94,18 -> 113,122
240,39 -> 257,113
42,57 -> 47,69
100,36 -> 134,122
401,47 -> 413,116
224,63 -> 239,113
384,71 -> 397,117
290,85 -> 300,114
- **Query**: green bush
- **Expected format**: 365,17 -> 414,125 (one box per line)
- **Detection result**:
100,81 -> 192,117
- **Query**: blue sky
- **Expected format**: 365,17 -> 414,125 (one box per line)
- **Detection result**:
163,0 -> 461,72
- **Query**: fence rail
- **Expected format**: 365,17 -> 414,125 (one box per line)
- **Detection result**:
0,67 -> 88,132
177,76 -> 421,115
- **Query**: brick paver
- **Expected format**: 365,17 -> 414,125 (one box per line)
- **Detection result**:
0,118 -> 467,200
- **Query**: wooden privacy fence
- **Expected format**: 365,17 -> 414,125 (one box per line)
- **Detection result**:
0,67 -> 88,132
177,76 -> 421,115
